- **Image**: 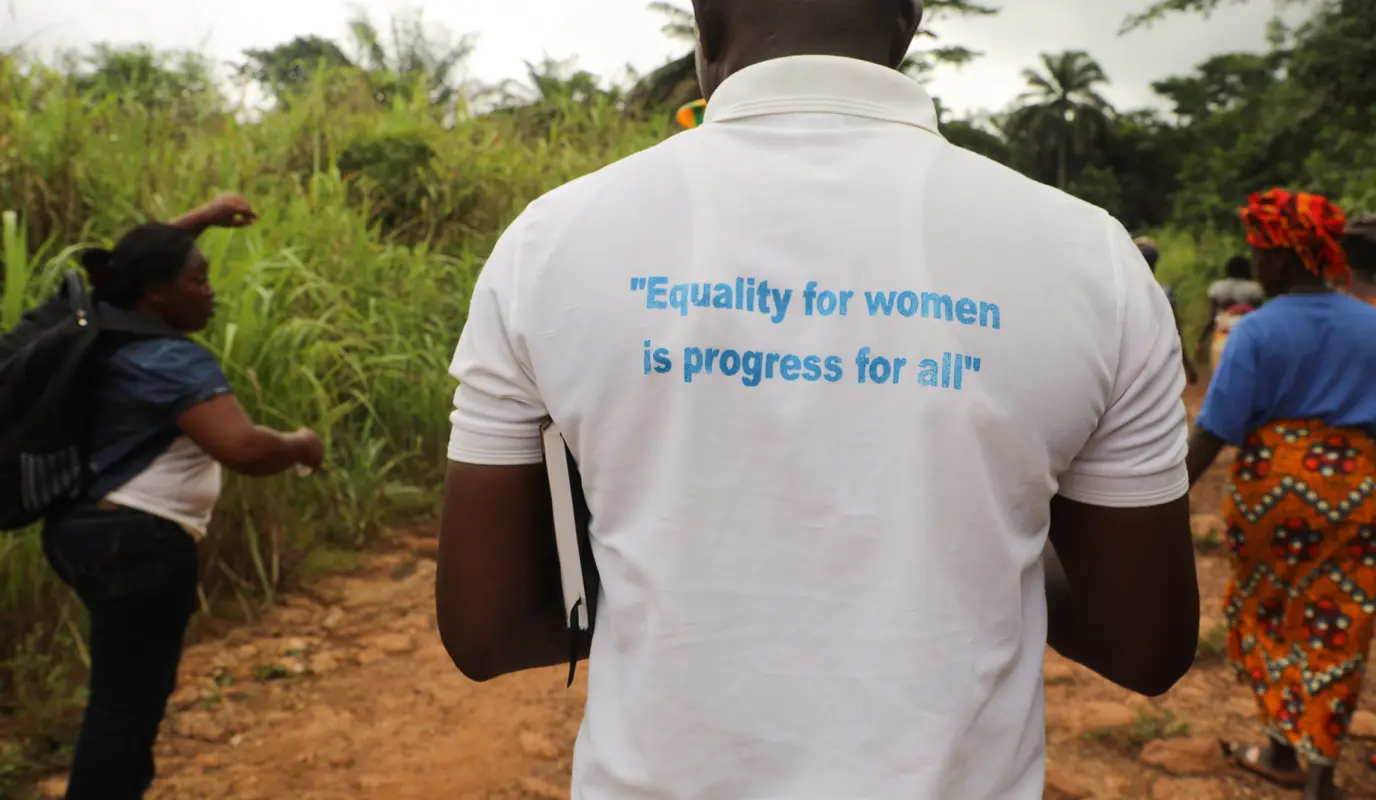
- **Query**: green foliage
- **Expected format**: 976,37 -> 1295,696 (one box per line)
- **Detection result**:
238,35 -> 355,104
968,0 -> 1376,231
0,46 -> 666,776
1084,710 -> 1191,750
70,44 -> 219,111
1121,0 -> 1314,34
1004,51 -> 1114,190
1147,227 -> 1245,347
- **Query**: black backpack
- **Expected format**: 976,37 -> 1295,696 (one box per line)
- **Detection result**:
0,270 -> 179,531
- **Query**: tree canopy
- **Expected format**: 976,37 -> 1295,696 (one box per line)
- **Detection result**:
7,0 -> 1374,237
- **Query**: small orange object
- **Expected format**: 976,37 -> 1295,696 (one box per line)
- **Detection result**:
676,99 -> 706,130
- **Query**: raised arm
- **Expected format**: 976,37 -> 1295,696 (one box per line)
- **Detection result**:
169,194 -> 258,238
1048,220 -> 1199,696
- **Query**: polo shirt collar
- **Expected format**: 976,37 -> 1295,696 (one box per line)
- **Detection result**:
702,55 -> 942,137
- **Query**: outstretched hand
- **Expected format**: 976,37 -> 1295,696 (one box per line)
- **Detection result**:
170,193 -> 259,236
201,193 -> 258,228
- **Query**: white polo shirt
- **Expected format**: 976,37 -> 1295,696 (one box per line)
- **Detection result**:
448,55 -> 1188,800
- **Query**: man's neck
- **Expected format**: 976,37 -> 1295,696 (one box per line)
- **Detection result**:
722,42 -> 895,81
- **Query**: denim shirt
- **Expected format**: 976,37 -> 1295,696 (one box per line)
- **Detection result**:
85,333 -> 233,500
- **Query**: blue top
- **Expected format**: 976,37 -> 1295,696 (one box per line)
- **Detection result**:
1196,293 -> 1376,445
86,335 -> 233,499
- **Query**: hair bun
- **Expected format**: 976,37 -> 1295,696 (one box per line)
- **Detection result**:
79,248 -> 114,284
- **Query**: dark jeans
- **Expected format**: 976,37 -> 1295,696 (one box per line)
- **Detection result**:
42,504 -> 199,800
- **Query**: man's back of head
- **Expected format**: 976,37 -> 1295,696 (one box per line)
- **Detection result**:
691,0 -> 923,98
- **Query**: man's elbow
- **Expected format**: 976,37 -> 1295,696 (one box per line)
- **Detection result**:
436,617 -> 501,683
1117,619 -> 1200,697
1122,655 -> 1193,698
434,577 -> 509,682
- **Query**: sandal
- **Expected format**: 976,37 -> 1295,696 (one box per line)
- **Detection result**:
1220,740 -> 1307,789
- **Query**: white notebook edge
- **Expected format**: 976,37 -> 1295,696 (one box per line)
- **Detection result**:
541,420 -> 590,632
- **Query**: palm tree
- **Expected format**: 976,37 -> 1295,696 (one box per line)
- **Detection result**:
900,0 -> 998,78
345,7 -> 475,114
1008,51 -> 1115,189
647,1 -> 696,42
624,3 -> 700,114
495,56 -> 609,107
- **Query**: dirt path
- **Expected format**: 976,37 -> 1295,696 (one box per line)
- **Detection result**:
28,386 -> 1376,799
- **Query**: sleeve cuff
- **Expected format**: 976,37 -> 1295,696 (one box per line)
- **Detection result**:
169,386 -> 234,418
446,421 -> 543,466
1058,463 -> 1189,509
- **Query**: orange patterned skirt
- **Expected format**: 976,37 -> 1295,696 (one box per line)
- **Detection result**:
1225,420 -> 1376,764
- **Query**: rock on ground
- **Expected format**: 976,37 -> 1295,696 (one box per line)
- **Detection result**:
1351,710 -> 1376,739
1044,766 -> 1092,799
1046,701 -> 1138,736
1151,777 -> 1228,799
1141,737 -> 1226,776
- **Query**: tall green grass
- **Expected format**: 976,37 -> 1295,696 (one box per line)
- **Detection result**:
0,53 -> 669,770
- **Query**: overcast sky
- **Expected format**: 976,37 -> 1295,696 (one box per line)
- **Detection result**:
2,0 -> 1298,115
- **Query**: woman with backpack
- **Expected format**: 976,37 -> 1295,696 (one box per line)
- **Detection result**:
44,194 -> 324,800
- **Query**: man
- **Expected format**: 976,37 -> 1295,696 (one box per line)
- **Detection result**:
1135,236 -> 1198,384
436,1 -> 1199,797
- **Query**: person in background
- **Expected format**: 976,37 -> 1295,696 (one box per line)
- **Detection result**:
1188,189 -> 1376,800
436,0 -> 1199,796
1136,236 -> 1199,385
45,194 -> 324,800
1197,255 -> 1266,371
1343,212 -> 1376,306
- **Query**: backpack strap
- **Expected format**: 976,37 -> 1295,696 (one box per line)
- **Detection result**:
63,270 -> 93,327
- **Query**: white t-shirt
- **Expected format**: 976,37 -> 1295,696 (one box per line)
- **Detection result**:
1207,278 -> 1265,308
448,55 -> 1188,800
106,436 -> 222,539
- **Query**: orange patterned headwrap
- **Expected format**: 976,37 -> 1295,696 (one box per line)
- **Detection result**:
1239,189 -> 1349,286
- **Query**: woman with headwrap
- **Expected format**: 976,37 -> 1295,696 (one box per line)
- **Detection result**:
47,195 -> 325,800
1189,189 -> 1376,800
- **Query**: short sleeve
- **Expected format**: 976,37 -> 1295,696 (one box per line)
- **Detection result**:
108,339 -> 232,417
446,215 -> 547,466
1059,219 -> 1190,508
1194,320 -> 1262,446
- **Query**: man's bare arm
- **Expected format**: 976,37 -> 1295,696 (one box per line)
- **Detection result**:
434,461 -> 585,682
1046,494 -> 1198,697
